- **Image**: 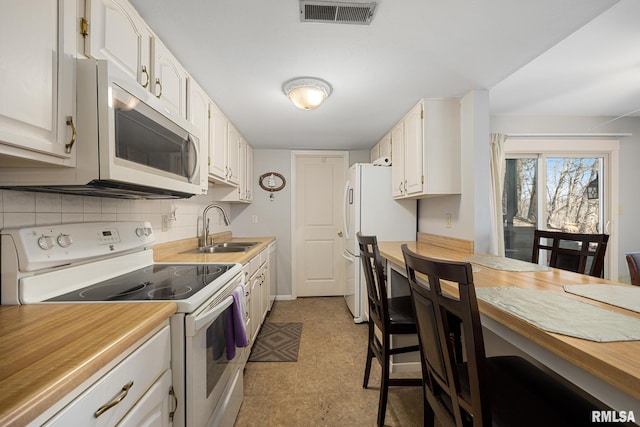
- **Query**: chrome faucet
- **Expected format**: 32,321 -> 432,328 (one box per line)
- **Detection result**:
199,204 -> 231,247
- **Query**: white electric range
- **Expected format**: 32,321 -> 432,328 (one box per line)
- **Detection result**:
1,221 -> 247,427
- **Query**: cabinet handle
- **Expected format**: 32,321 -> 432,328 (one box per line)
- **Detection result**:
398,182 -> 403,194
65,116 -> 76,154
155,78 -> 163,98
94,380 -> 134,418
404,180 -> 407,192
141,65 -> 150,88
169,386 -> 178,422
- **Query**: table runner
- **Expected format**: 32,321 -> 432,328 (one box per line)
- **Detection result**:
465,255 -> 551,272
475,287 -> 640,342
563,284 -> 640,314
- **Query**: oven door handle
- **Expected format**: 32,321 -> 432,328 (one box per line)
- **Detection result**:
188,295 -> 234,336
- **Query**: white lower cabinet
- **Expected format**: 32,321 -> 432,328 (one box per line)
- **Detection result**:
117,369 -> 173,427
43,325 -> 173,427
244,247 -> 272,346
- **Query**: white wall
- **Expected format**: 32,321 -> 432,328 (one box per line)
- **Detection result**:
490,114 -> 640,282
418,90 -> 492,253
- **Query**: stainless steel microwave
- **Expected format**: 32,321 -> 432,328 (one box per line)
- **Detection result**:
0,59 -> 205,199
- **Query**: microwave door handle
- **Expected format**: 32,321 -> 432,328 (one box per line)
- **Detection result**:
190,295 -> 234,334
186,134 -> 199,183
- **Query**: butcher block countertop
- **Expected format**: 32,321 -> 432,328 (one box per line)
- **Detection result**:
153,233 -> 275,263
0,302 -> 176,426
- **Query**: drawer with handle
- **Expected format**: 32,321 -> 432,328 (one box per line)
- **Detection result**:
43,325 -> 171,426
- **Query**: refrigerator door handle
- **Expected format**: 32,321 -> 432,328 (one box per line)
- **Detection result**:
343,180 -> 351,239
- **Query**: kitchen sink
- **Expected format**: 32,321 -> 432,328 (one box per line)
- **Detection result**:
181,242 -> 259,254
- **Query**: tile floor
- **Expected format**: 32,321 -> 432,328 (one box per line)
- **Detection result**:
234,297 -> 424,427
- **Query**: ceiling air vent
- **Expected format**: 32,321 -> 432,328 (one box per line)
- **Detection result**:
300,1 -> 377,25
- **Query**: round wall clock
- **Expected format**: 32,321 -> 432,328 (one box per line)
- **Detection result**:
259,172 -> 286,200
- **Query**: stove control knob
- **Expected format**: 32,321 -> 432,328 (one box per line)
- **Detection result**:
57,233 -> 73,248
136,227 -> 145,237
144,227 -> 153,236
37,235 -> 55,251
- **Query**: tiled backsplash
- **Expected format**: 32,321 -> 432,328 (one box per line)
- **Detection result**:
0,189 -> 231,244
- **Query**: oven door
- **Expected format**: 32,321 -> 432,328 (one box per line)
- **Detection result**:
184,280 -> 243,427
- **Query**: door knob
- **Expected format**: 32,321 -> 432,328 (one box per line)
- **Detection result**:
338,231 -> 343,237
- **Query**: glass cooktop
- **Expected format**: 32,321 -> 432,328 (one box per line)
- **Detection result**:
47,264 -> 235,302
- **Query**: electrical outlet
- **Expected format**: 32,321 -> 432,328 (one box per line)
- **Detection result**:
252,215 -> 258,224
445,213 -> 452,228
161,215 -> 169,232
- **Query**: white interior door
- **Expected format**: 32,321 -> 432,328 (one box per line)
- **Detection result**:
293,153 -> 347,296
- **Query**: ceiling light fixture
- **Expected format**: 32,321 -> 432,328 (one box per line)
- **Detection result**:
282,77 -> 332,110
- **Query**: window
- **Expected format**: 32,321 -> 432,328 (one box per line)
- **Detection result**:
502,138 -> 619,278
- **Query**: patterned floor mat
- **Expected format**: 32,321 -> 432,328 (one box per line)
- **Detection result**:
248,322 -> 303,362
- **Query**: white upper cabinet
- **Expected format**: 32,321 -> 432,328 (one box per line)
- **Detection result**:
0,0 -> 76,165
151,38 -> 187,119
391,99 -> 461,199
391,121 -> 405,197
208,102 -> 229,182
209,119 -> 254,203
226,124 -> 241,186
379,132 -> 392,159
84,0 -> 151,88
370,132 -> 391,162
403,103 -> 423,196
187,78 -> 210,194
370,144 -> 379,162
244,142 -> 253,202
85,0 -> 187,119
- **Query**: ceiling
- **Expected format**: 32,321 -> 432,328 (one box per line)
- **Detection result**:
128,0 -> 633,150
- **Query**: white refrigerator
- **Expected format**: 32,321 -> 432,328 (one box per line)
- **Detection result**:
342,163 -> 417,323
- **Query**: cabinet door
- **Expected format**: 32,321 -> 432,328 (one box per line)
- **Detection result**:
238,138 -> 248,200
188,78 -> 210,193
116,370 -> 173,427
379,133 -> 392,159
208,103 -> 228,181
404,102 -> 424,196
84,0 -> 151,88
260,265 -> 269,322
0,0 -> 75,165
391,122 -> 405,197
152,38 -> 187,119
249,274 -> 261,342
370,143 -> 379,162
226,124 -> 241,185
245,143 -> 254,201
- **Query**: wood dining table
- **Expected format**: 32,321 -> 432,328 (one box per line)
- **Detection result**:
378,235 -> 640,417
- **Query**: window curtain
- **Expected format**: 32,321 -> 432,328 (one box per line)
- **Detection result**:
489,133 -> 507,256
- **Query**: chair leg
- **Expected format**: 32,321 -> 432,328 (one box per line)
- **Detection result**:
363,321 -> 374,388
423,390 -> 435,427
377,335 -> 390,427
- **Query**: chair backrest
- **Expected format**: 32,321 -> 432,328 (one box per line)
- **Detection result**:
532,229 -> 609,277
402,244 -> 490,427
357,233 -> 389,330
626,252 -> 640,286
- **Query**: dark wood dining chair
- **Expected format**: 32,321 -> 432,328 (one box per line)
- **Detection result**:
401,245 -> 613,427
357,233 -> 421,427
626,252 -> 640,285
532,229 -> 609,277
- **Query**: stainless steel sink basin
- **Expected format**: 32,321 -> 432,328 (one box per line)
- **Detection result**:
181,242 -> 259,254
